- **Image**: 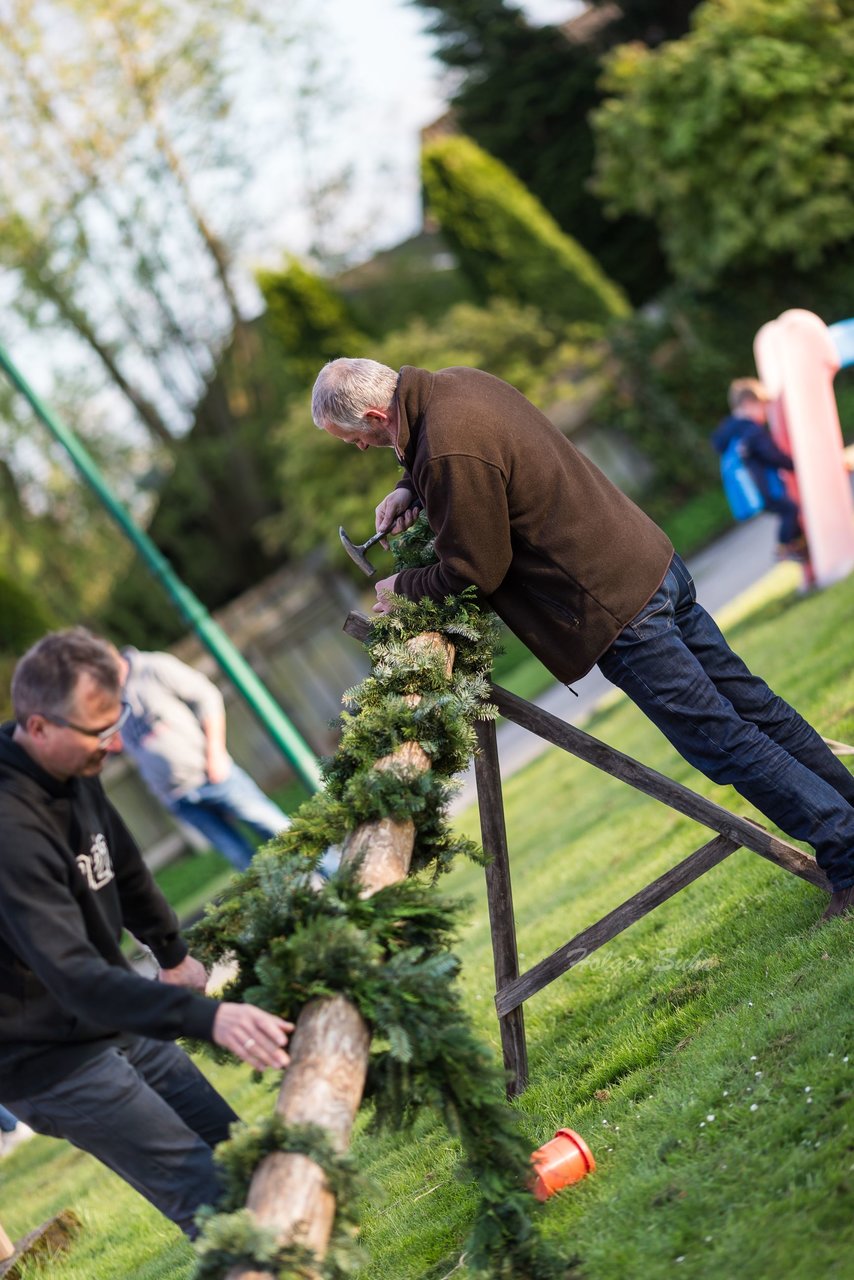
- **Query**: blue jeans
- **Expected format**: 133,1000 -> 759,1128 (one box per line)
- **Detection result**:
8,1036 -> 236,1236
169,763 -> 290,871
598,554 -> 854,890
0,1103 -> 17,1132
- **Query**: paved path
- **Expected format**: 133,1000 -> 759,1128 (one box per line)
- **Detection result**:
449,513 -> 781,815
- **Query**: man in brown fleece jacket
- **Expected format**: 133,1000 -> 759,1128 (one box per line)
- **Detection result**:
313,358 -> 854,921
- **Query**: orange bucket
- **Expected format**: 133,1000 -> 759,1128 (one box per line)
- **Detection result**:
530,1128 -> 596,1201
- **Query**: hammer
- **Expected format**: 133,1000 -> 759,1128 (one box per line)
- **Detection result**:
339,525 -> 390,577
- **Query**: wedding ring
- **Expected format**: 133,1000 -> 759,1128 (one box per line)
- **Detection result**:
243,1036 -> 256,1050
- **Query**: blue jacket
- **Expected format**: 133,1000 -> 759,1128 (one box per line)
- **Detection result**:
711,414 -> 793,502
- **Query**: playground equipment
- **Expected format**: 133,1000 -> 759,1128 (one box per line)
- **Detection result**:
754,309 -> 854,588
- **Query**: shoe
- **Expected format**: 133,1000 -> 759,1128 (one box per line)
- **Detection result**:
776,537 -> 809,563
0,1122 -> 34,1157
821,886 -> 854,922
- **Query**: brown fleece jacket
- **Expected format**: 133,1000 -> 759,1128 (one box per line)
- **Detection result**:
392,365 -> 674,685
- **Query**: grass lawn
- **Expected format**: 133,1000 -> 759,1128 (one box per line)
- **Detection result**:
5,561 -> 854,1279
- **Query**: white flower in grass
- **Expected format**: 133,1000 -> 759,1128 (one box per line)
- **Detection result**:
755,1071 -> 762,1078
805,1086 -> 811,1093
750,1103 -> 759,1112
706,1114 -> 715,1122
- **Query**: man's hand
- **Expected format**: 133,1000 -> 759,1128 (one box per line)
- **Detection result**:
373,573 -> 399,614
212,1003 -> 294,1070
205,750 -> 231,784
202,711 -> 231,783
375,489 -> 421,546
159,954 -> 208,993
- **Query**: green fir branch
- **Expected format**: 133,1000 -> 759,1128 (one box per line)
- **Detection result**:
189,590 -> 561,1278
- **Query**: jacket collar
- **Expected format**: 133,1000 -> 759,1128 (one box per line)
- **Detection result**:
394,366 -> 434,471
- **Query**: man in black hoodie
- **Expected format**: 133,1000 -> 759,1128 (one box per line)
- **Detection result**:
0,628 -> 293,1237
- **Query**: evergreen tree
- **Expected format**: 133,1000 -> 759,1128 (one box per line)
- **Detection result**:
412,0 -> 700,300
257,258 -> 368,384
592,0 -> 854,286
421,134 -> 629,325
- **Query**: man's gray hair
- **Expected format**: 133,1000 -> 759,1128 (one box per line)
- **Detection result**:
311,358 -> 398,431
12,627 -> 121,726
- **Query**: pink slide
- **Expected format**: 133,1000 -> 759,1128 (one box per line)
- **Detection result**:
754,308 -> 854,588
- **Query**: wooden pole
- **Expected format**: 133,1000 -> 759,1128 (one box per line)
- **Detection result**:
489,683 -> 831,891
473,719 -> 528,1098
228,633 -> 454,1280
495,834 -> 739,1015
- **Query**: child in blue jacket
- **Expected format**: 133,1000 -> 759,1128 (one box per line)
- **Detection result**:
712,378 -> 805,559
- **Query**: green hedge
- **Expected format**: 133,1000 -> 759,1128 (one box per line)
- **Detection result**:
421,134 -> 630,326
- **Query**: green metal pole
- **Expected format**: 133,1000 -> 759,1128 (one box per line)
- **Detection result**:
0,342 -> 323,792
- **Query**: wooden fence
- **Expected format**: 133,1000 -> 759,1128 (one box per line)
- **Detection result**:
344,610 -> 831,1099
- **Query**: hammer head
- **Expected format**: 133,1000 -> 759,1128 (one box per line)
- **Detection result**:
339,525 -> 376,577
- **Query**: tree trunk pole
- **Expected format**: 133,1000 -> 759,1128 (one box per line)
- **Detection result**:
0,1223 -> 14,1262
227,634 -> 455,1280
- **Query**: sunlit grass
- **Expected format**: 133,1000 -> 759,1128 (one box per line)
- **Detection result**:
5,561 -> 854,1279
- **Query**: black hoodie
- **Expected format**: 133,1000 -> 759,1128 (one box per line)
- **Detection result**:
0,723 -> 218,1101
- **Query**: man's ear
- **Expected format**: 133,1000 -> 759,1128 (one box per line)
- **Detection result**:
24,713 -> 49,742
364,407 -> 389,423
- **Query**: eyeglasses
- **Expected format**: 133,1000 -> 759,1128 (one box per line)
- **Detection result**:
42,700 -> 132,745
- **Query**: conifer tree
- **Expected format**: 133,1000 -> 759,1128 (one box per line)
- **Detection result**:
422,134 -> 629,326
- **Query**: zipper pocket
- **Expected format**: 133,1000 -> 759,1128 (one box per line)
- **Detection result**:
524,585 -> 581,629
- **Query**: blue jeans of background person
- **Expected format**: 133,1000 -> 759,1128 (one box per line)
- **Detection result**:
0,1103 -> 17,1132
597,553 -> 854,890
763,493 -> 802,546
169,763 -> 290,871
8,1036 -> 236,1237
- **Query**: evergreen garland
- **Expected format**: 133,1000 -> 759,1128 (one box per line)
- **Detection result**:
190,520 -> 565,1278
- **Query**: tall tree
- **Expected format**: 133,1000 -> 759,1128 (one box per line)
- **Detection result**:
412,0 -> 701,301
0,0 -> 301,478
592,0 -> 854,287
421,134 -> 628,324
0,0 -> 327,626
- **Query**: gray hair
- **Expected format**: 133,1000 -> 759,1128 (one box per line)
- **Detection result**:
12,627 -> 121,726
311,358 -> 398,431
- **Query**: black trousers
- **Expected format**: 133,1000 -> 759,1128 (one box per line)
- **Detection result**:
10,1035 -> 237,1236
